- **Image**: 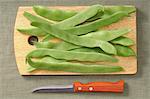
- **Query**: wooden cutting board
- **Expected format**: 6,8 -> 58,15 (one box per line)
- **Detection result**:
14,6 -> 137,75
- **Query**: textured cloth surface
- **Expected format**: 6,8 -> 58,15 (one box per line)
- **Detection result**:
0,0 -> 150,99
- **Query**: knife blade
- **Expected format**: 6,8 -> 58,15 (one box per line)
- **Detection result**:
33,85 -> 74,93
32,80 -> 124,93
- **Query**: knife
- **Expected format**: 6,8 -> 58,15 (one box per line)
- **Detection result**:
32,80 -> 124,93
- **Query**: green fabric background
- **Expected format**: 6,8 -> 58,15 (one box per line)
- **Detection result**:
0,0 -> 150,99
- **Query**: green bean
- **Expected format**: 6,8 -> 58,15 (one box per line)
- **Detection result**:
34,41 -> 105,54
24,12 -> 55,24
33,6 -> 77,21
27,65 -> 36,72
82,28 -> 131,41
55,42 -> 79,50
64,11 -> 128,35
17,26 -> 47,36
17,26 -> 55,38
98,6 -> 135,18
27,56 -> 66,72
34,41 -> 58,48
40,56 -> 66,62
114,45 -> 135,57
103,6 -> 135,17
82,6 -> 135,21
36,40 -> 96,52
23,12 -> 55,37
36,41 -> 102,54
26,48 -> 118,62
86,11 -> 104,22
110,36 -> 135,46
31,22 -> 117,55
34,41 -> 79,50
27,58 -> 123,73
54,5 -> 104,29
93,6 -> 136,19
70,47 -> 105,53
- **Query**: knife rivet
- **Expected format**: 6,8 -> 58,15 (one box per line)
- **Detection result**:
78,87 -> 82,90
89,87 -> 93,91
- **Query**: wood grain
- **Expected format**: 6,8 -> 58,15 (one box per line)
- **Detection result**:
14,6 -> 137,75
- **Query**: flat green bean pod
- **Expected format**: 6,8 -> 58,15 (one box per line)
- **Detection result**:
114,45 -> 135,57
86,11 -> 104,22
54,4 -> 104,29
65,11 -> 128,35
17,26 -> 47,36
23,12 -> 55,37
27,56 -> 66,72
33,6 -> 77,21
34,41 -> 104,54
27,58 -> 123,73
34,41 -> 58,48
26,48 -> 118,62
24,12 -> 55,24
35,41 -> 79,50
110,36 -> 135,46
54,42 -> 79,50
70,47 -> 104,53
84,6 -> 136,19
31,22 -> 117,54
27,65 -> 36,72
102,6 -> 136,18
82,28 -> 131,41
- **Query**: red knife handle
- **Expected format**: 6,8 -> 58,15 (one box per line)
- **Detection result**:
73,80 -> 124,93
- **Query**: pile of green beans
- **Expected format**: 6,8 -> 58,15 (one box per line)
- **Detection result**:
31,22 -> 117,55
53,5 -> 104,29
17,5 -> 136,73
